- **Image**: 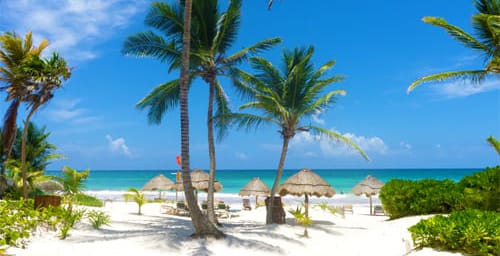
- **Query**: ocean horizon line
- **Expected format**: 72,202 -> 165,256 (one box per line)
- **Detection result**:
46,167 -> 483,172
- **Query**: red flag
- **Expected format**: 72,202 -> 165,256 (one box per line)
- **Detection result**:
176,155 -> 181,165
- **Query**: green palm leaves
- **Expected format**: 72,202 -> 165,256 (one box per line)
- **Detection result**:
408,0 -> 500,93
231,46 -> 368,159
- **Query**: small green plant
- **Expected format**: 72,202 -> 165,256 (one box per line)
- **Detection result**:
87,210 -> 111,229
123,188 -> 147,215
409,209 -> 500,256
314,202 -> 329,211
288,206 -> 312,237
58,207 -> 86,239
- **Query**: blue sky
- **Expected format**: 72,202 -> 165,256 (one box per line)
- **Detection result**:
0,0 -> 498,170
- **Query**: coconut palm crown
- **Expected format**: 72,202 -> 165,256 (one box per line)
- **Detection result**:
408,0 -> 500,93
228,46 -> 368,224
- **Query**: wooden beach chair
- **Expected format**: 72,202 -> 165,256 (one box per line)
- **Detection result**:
242,198 -> 252,210
175,201 -> 190,216
343,204 -> 353,214
373,205 -> 385,215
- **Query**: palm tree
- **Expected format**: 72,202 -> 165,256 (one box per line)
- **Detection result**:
407,0 -> 500,93
58,166 -> 90,213
229,46 -> 369,224
17,52 -> 70,198
123,188 -> 148,215
486,136 -> 500,155
0,31 -> 48,195
123,0 -> 280,227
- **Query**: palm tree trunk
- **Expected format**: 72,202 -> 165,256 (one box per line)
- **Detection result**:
266,136 -> 290,224
1,99 -> 21,198
21,107 -> 38,198
179,0 -> 223,238
206,77 -> 219,226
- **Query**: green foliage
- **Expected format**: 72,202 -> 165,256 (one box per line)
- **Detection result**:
74,194 -> 104,207
379,179 -> 462,219
0,199 -> 39,249
58,208 -> 86,240
123,188 -> 147,215
486,136 -> 500,155
458,166 -> 500,211
86,210 -> 111,229
288,206 -> 312,237
59,166 -> 89,196
409,209 -> 500,256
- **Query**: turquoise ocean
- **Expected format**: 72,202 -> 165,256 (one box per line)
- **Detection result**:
46,168 -> 480,194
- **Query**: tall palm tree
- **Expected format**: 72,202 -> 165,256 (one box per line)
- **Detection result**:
19,52 -> 70,198
229,46 -> 369,224
408,0 -> 500,93
0,31 -> 48,195
123,0 -> 280,226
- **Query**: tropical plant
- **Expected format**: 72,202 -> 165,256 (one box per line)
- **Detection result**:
74,194 -> 104,207
86,210 -> 111,229
123,0 -> 280,226
19,52 -> 70,198
58,166 -> 90,213
487,136 -> 500,155
228,46 -> 368,224
288,206 -> 312,237
0,31 -> 48,195
123,188 -> 147,215
407,0 -> 500,93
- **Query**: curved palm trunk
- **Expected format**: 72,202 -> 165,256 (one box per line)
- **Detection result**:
266,136 -> 290,224
1,100 -> 21,174
206,78 -> 219,226
179,0 -> 223,238
21,106 -> 39,198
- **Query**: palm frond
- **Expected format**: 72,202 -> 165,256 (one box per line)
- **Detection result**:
224,113 -> 273,132
407,70 -> 489,93
224,37 -> 282,65
136,79 -> 182,125
213,80 -> 232,142
122,31 -> 181,66
423,16 -> 494,56
212,0 -> 241,53
145,2 -> 184,37
307,126 -> 369,160
486,135 -> 500,155
300,89 -> 346,117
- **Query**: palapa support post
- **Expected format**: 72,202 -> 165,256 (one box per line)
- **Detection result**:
369,194 -> 373,215
305,194 -> 309,219
255,195 -> 258,208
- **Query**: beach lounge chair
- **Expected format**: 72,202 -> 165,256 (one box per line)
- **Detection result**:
373,205 -> 385,215
242,198 -> 252,210
343,204 -> 353,214
160,204 -> 176,215
175,201 -> 190,216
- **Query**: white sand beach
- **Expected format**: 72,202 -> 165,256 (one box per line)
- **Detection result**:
7,197 -> 462,256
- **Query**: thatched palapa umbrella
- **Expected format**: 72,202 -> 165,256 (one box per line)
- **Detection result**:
352,175 -> 384,215
279,168 -> 336,220
35,180 -> 64,194
141,174 -> 175,199
239,177 -> 270,207
176,169 -> 223,200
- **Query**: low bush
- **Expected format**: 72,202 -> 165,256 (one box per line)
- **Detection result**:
409,209 -> 500,256
73,194 -> 104,207
458,166 -> 499,211
379,179 -> 461,218
86,210 -> 111,229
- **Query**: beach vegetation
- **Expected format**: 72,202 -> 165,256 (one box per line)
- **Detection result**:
74,194 -> 104,208
458,165 -> 500,211
288,206 -> 312,237
409,209 -> 500,256
0,31 -> 49,196
58,166 -> 90,214
86,210 -> 110,229
227,46 -> 368,224
123,0 -> 280,227
487,136 -> 500,155
407,0 -> 500,93
123,188 -> 147,215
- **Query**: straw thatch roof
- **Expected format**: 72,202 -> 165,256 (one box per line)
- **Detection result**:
176,169 -> 223,192
142,174 -> 176,191
352,175 -> 384,196
35,180 -> 64,193
239,177 -> 270,197
278,168 -> 335,197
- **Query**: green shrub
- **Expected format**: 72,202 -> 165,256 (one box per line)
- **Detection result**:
379,179 -> 462,218
409,209 -> 500,256
74,194 -> 104,207
0,199 -> 38,249
86,210 -> 111,229
458,166 -> 500,211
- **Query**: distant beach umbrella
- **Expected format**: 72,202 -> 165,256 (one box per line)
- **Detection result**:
279,168 -> 336,219
352,175 -> 384,215
142,174 -> 176,199
239,177 -> 270,207
35,180 -> 64,194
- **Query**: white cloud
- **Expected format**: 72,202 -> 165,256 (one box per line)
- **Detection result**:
311,110 -> 325,125
431,79 -> 500,98
290,130 -> 388,157
0,0 -> 147,61
236,152 -> 248,160
400,141 -> 412,150
43,98 -> 98,125
106,134 -> 132,157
